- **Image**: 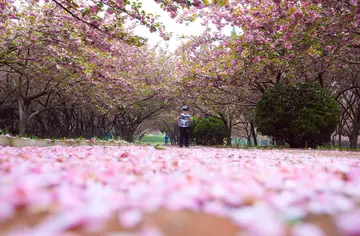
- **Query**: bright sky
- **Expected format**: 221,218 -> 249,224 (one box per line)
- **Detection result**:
134,1 -> 206,51
15,0 -> 233,51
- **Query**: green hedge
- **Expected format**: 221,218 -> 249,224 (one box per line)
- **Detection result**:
191,117 -> 226,145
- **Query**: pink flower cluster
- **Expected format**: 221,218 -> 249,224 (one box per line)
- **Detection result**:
0,146 -> 360,235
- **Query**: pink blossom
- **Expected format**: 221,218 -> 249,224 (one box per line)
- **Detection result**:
1,146 -> 360,235
119,209 -> 143,228
336,209 -> 360,235
0,199 -> 14,221
284,42 -> 292,50
137,226 -> 164,236
292,223 -> 325,236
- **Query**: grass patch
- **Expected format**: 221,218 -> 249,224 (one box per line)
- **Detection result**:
212,145 -> 285,150
138,135 -> 165,145
317,146 -> 360,151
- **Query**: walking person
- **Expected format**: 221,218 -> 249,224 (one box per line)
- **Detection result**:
177,105 -> 192,147
164,134 -> 169,145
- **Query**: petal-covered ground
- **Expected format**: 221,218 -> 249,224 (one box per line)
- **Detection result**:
0,146 -> 360,236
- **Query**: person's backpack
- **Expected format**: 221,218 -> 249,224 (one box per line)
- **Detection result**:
178,114 -> 191,127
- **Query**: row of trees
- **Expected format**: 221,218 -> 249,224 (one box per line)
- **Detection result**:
0,2 -> 176,142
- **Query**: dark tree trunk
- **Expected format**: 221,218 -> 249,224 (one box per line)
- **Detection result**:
247,135 -> 252,146
350,127 -> 359,149
219,117 -> 232,146
350,105 -> 360,149
19,100 -> 30,137
250,119 -> 257,146
123,132 -> 134,143
120,126 -> 136,143
225,127 -> 232,146
338,129 -> 342,148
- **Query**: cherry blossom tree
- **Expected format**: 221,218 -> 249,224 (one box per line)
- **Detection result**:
174,0 -> 359,87
1,0 -> 212,45
175,34 -> 258,145
0,4 -> 95,136
332,59 -> 360,149
0,3 -> 174,138
174,0 -> 360,147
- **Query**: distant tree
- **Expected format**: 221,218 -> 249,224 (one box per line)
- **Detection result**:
255,83 -> 340,148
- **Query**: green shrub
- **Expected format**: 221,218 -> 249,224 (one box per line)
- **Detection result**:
255,82 -> 340,148
193,117 -> 226,145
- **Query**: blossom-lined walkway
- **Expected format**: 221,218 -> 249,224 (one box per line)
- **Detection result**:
1,146 -> 360,236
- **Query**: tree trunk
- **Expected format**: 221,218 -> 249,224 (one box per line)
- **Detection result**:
250,119 -> 257,146
350,125 -> 359,149
247,135 -> 252,146
123,133 -> 134,143
350,105 -> 360,149
338,129 -> 342,148
225,127 -> 232,146
220,117 -> 232,146
19,99 -> 30,137
349,130 -> 358,149
120,127 -> 135,143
